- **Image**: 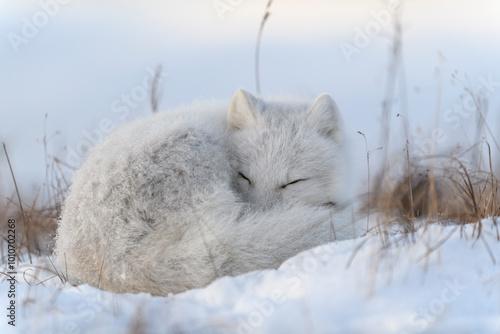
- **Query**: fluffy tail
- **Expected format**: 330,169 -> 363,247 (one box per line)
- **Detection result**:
220,204 -> 349,275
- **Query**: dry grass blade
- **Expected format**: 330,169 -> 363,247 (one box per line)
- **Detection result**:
255,0 -> 273,94
415,226 -> 458,263
397,113 -> 415,232
0,271 -> 19,281
480,234 -> 497,265
97,258 -> 105,290
467,88 -> 500,153
345,237 -> 371,270
45,251 -> 67,284
493,218 -> 499,241
357,131 -> 382,232
3,142 -> 32,263
128,306 -> 148,334
150,64 -> 163,113
36,275 -> 59,286
329,206 -> 338,242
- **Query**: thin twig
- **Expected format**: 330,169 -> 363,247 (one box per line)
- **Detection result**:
255,0 -> 273,94
150,64 -> 163,113
358,131 -> 382,231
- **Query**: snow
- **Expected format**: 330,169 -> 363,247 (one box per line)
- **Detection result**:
2,219 -> 499,333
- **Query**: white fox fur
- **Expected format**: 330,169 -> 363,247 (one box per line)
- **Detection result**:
55,89 -> 354,296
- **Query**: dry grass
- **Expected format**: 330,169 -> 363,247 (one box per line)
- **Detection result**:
360,50 -> 500,237
366,149 -> 500,229
357,4 -> 499,242
361,83 -> 500,238
1,137 -> 69,284
355,141 -> 500,296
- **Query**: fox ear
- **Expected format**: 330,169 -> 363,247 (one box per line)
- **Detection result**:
228,89 -> 261,131
307,93 -> 343,144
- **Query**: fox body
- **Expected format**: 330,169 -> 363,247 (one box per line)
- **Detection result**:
55,90 -> 354,296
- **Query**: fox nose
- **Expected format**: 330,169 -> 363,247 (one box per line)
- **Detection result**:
250,190 -> 281,209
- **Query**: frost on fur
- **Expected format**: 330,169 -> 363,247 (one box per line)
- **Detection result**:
55,90 -> 354,296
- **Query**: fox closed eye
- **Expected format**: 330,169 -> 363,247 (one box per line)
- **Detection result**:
281,178 -> 309,189
238,172 -> 252,185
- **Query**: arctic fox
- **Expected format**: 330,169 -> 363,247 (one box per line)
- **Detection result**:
55,89 -> 353,296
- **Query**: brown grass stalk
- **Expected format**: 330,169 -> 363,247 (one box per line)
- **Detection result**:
3,142 -> 32,263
